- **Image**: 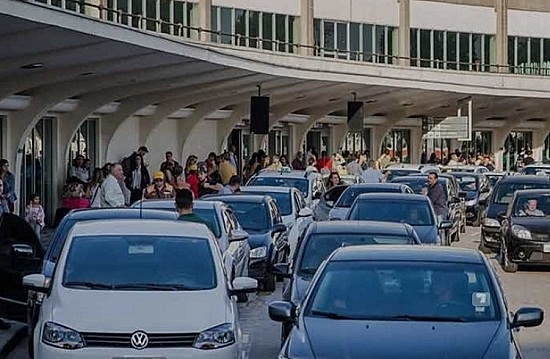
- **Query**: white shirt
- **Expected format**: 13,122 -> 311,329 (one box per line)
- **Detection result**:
131,167 -> 142,189
89,184 -> 102,208
347,161 -> 363,176
100,175 -> 125,207
362,168 -> 384,183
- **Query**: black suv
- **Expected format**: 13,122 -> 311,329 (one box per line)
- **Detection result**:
479,175 -> 550,253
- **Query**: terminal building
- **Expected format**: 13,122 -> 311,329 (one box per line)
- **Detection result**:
1,0 -> 550,221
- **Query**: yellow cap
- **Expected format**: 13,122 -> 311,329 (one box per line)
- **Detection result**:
188,164 -> 198,171
153,171 -> 165,180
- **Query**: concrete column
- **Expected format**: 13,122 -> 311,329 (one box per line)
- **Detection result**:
410,127 -> 422,164
198,0 -> 212,42
493,127 -> 510,172
300,0 -> 315,56
495,0 -> 508,73
330,123 -> 348,154
532,129 -> 550,163
398,0 -> 411,66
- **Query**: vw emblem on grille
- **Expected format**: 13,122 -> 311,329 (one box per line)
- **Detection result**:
130,331 -> 149,350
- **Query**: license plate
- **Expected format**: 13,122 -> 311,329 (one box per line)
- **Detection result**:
543,244 -> 550,253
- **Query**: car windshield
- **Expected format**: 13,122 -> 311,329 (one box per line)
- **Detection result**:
336,187 -> 403,208
455,176 -> 479,192
193,209 -> 222,238
63,235 -> 216,290
298,233 -> 415,276
386,169 -> 420,181
348,200 -> 434,226
224,201 -> 269,232
306,261 -> 499,322
513,194 -> 550,217
248,177 -> 309,196
245,192 -> 292,216
494,183 -> 550,204
390,179 -> 426,194
486,175 -> 502,188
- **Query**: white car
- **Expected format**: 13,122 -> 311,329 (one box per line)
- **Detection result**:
24,219 -> 256,359
240,186 -> 313,255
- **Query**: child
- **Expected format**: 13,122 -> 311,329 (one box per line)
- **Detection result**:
25,193 -> 45,238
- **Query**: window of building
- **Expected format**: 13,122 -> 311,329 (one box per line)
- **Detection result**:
262,12 -> 273,50
459,33 -> 470,70
343,129 -> 371,156
248,11 -> 259,48
350,23 -> 360,60
323,21 -> 335,57
503,131 -> 533,171
363,24 -> 374,62
314,19 -> 321,55
460,131 -> 492,157
235,9 -> 246,46
434,30 -> 444,69
375,25 -> 386,63
382,129 -> 411,164
419,29 -> 431,67
220,7 -> 232,44
337,22 -> 348,59
410,28 -> 418,66
446,31 -> 457,70
472,33 -> 482,71
68,118 -> 99,172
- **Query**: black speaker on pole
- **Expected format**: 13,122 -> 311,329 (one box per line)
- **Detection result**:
347,101 -> 364,132
250,96 -> 270,134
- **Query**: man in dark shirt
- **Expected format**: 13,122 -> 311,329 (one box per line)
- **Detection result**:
175,188 -> 215,233
427,172 -> 448,220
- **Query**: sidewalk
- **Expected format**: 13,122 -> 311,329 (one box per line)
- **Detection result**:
0,320 -> 26,359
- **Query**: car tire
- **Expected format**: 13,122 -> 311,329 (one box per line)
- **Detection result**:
472,213 -> 480,227
264,274 -> 277,292
502,245 -> 518,273
478,235 -> 492,254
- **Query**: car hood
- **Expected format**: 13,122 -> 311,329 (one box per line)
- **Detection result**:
411,225 -> 439,244
246,231 -> 272,249
486,203 -> 508,219
292,275 -> 313,305
512,217 -> 550,233
304,318 -> 500,359
328,207 -> 350,220
50,289 -> 228,332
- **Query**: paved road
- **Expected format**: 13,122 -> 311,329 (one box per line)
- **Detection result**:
9,227 -> 550,358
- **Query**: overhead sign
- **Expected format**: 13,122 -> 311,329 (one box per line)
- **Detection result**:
422,116 -> 470,140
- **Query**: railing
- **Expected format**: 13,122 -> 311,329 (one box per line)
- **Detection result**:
27,0 -> 550,77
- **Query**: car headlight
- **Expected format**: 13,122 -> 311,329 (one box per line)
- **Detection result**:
42,322 -> 84,349
250,246 -> 268,259
465,199 -> 477,207
511,225 -> 532,240
483,218 -> 500,227
193,323 -> 235,350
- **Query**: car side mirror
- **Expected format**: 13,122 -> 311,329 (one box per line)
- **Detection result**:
229,277 -> 258,296
269,301 -> 296,322
439,220 -> 453,230
459,192 -> 467,199
270,263 -> 292,279
272,223 -> 287,234
229,229 -> 249,242
297,208 -> 313,218
511,307 -> 544,329
23,274 -> 49,294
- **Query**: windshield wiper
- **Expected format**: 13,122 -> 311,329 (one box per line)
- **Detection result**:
64,281 -> 113,290
111,283 -> 196,291
310,310 -> 357,320
387,315 -> 467,322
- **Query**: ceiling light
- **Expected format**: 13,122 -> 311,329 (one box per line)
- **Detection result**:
328,98 -> 339,102
364,99 -> 377,104
401,101 -> 414,107
79,72 -> 94,77
20,63 -> 44,69
295,95 -> 306,100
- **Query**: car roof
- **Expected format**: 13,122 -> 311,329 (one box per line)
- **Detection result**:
63,208 -> 178,220
241,186 -> 293,193
355,192 -> 427,201
514,189 -> 550,197
499,175 -> 550,183
309,221 -> 413,235
523,164 -> 550,168
70,219 -> 211,237
204,194 -> 270,203
254,170 -> 311,179
346,183 -> 407,190
448,172 -> 481,178
133,199 -> 219,210
330,245 -> 483,264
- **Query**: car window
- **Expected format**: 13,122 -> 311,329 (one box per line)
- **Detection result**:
336,187 -> 404,208
247,177 -> 309,196
63,235 -> 217,291
293,192 -> 302,212
269,200 -> 282,224
306,261 -> 500,322
390,179 -> 426,194
513,194 -> 550,217
224,201 -> 270,232
193,208 -> 222,238
297,233 -> 416,275
455,176 -> 479,192
245,192 -> 292,216
494,183 -> 550,204
349,200 -> 435,226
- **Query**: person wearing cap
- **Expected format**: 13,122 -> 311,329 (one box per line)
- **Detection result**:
121,146 -> 149,179
144,171 -> 175,199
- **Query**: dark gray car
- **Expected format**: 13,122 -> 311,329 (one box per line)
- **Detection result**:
270,246 -> 544,359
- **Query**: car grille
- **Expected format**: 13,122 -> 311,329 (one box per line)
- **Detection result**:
81,332 -> 198,348
532,233 -> 550,242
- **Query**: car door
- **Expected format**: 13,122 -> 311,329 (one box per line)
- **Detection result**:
220,208 -> 239,279
294,190 -> 312,235
0,214 -> 44,322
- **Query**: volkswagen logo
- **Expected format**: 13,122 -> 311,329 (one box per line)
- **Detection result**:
130,331 -> 149,350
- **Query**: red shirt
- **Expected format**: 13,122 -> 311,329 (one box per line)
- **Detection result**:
63,197 -> 90,209
316,157 -> 332,171
186,173 -> 200,199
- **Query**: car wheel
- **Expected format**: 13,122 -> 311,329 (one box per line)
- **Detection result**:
264,274 -> 277,292
478,235 -> 492,254
502,244 -> 518,273
472,213 -> 480,227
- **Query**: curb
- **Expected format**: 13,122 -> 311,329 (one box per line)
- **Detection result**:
0,325 -> 27,359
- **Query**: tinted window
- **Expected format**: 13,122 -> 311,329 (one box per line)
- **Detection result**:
307,261 -> 499,322
298,233 -> 415,275
494,183 -> 550,204
63,235 -> 216,290
455,176 -> 479,192
336,186 -> 403,208
245,192 -> 292,216
193,208 -> 222,238
248,177 -> 309,195
349,200 -> 434,226
224,201 -> 269,231
390,179 -> 426,194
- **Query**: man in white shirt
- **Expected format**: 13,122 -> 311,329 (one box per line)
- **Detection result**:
362,160 -> 384,183
100,163 -> 126,207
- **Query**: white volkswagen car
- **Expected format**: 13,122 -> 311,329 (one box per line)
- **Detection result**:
23,219 -> 256,359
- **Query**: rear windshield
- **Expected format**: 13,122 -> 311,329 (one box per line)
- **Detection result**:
248,177 -> 309,196
336,187 -> 403,208
348,200 -> 434,226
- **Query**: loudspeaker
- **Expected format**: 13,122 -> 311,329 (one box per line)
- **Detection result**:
250,96 -> 270,134
347,101 -> 363,132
